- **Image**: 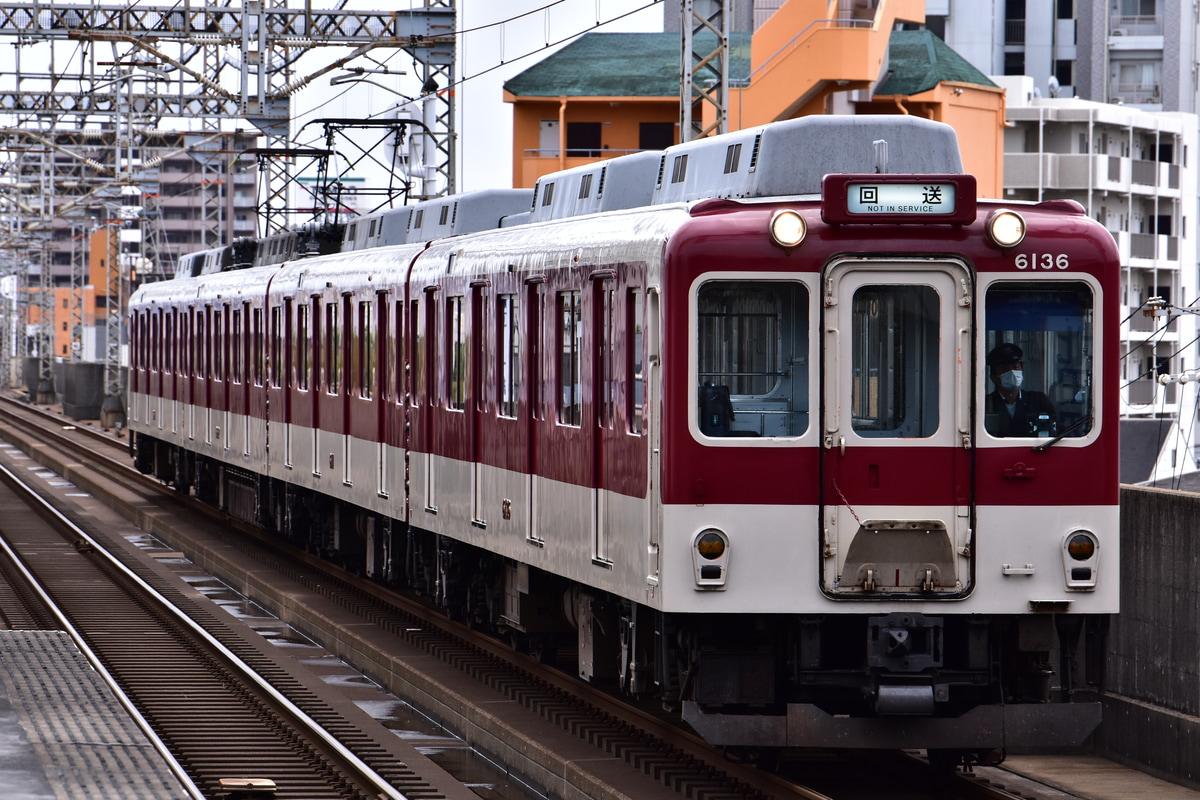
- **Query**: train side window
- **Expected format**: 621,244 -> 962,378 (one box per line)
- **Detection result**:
149,313 -> 159,373
270,305 -> 282,388
598,284 -> 615,429
253,307 -> 264,386
213,308 -> 224,381
297,302 -> 310,391
557,290 -> 582,426
696,280 -> 809,438
628,288 -> 645,434
400,298 -> 410,402
195,311 -> 206,379
498,293 -> 519,418
410,299 -> 421,407
163,312 -> 174,375
984,282 -> 1094,439
231,307 -> 242,384
448,296 -> 466,410
325,301 -> 340,395
359,300 -> 375,400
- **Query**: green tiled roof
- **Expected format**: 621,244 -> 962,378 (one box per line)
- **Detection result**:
504,31 -> 749,98
874,29 -> 998,96
505,28 -> 989,101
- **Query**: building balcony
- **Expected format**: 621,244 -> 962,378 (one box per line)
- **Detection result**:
1110,15 -> 1163,37
1126,378 -> 1176,408
1005,152 -> 1180,197
1111,82 -> 1162,106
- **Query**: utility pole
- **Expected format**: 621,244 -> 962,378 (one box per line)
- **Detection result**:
681,0 -> 730,141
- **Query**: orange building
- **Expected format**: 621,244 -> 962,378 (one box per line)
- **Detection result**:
28,227 -> 123,361
504,0 -> 1006,197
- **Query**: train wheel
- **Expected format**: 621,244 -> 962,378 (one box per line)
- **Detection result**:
926,749 -> 967,772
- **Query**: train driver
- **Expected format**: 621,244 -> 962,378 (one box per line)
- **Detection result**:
985,342 -> 1058,437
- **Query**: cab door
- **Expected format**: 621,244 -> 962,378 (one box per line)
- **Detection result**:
820,258 -> 973,598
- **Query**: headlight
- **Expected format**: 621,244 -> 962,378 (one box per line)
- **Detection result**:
987,209 -> 1027,247
770,210 -> 807,248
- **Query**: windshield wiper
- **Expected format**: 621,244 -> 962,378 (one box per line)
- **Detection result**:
1032,415 -> 1093,452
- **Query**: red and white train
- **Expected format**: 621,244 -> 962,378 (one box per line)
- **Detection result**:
128,116 -> 1119,759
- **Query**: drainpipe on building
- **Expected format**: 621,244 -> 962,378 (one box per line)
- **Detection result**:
559,97 -> 568,171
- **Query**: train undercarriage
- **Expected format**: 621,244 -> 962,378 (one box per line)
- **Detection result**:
135,435 -> 1107,757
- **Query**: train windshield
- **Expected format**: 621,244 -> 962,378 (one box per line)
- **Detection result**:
984,282 -> 1094,439
696,280 -> 809,438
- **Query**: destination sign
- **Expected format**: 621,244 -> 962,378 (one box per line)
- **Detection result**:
846,182 -> 957,215
821,174 -> 976,225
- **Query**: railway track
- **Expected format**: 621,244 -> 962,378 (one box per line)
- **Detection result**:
0,438 -> 433,799
0,394 -> 1053,800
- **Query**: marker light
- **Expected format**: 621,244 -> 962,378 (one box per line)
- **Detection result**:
696,529 -> 727,559
1067,532 -> 1097,561
987,209 -> 1027,247
770,210 -> 807,248
692,528 -> 730,589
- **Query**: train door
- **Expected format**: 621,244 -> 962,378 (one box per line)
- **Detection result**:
422,287 -> 438,513
820,258 -> 973,598
525,281 -> 543,544
471,284 -> 486,525
592,274 -> 616,564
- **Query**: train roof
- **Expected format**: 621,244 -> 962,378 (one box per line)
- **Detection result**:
529,150 -> 662,223
167,115 -> 964,279
343,188 -> 534,251
649,115 -> 962,204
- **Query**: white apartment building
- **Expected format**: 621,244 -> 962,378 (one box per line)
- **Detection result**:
932,0 -> 1200,482
1000,81 -> 1199,480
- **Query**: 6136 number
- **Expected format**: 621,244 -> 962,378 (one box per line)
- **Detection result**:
1015,253 -> 1069,269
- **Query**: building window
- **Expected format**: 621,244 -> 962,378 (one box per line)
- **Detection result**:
566,122 -> 602,157
639,122 -> 674,150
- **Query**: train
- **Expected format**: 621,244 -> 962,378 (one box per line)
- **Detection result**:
128,115 -> 1120,762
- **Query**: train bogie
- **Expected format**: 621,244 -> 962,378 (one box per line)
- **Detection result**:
130,115 -> 1120,757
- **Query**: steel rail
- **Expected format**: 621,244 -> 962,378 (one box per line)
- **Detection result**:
0,460 -> 206,800
0,456 -> 411,800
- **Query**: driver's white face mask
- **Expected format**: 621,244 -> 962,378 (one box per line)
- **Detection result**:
999,369 -> 1023,391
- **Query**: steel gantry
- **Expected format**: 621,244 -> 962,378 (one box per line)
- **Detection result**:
681,0 -> 730,141
0,1 -> 458,422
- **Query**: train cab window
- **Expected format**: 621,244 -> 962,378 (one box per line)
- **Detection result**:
696,280 -> 809,438
984,282 -> 1094,439
850,285 -> 939,438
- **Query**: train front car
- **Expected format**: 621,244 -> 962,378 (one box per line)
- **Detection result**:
664,158 -> 1118,757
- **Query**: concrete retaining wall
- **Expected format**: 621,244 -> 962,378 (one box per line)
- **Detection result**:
1099,486 -> 1200,787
